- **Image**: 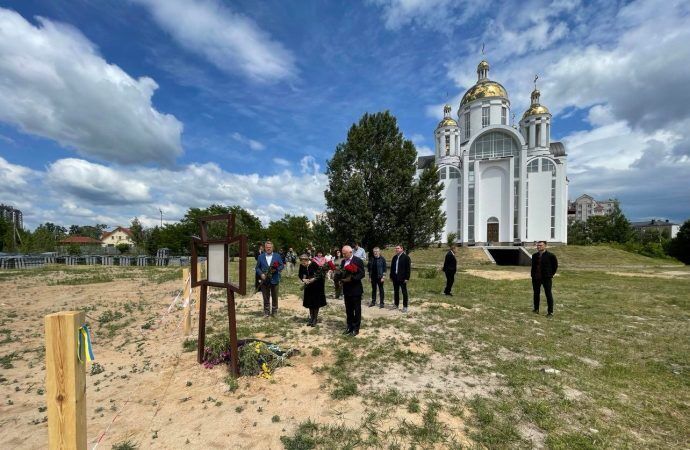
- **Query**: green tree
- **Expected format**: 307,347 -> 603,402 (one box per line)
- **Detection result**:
266,214 -> 313,252
324,111 -> 444,252
668,219 -> 690,264
129,217 -> 144,246
586,201 -> 631,243
116,243 -> 130,254
311,218 -> 334,254
399,163 -> 445,250
567,220 -> 590,245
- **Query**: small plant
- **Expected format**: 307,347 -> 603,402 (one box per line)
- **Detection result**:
225,375 -> 239,392
112,440 -> 138,450
408,397 -> 421,413
186,380 -> 192,387
98,310 -> 124,324
418,268 -> 438,279
182,338 -> 197,353
90,362 -> 105,375
311,347 -> 322,357
272,415 -> 281,423
235,406 -> 244,413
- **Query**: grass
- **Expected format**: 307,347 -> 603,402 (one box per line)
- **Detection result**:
277,245 -> 689,448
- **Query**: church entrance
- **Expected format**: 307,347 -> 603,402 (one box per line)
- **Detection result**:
487,217 -> 499,244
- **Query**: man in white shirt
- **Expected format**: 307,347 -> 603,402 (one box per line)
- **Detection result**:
353,242 -> 367,261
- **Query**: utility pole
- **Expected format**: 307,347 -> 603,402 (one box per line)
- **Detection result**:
159,208 -> 163,227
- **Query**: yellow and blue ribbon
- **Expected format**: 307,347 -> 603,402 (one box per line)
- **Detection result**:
78,324 -> 95,363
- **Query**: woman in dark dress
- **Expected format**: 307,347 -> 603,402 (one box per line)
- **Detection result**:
298,253 -> 328,326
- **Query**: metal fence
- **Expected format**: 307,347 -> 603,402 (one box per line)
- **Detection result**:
0,253 -> 192,269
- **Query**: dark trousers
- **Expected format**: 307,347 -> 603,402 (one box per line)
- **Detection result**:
370,279 -> 384,304
532,277 -> 554,314
393,280 -> 408,307
444,270 -> 456,294
261,283 -> 279,315
344,295 -> 362,331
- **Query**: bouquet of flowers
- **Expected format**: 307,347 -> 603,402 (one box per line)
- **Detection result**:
334,262 -> 359,285
255,260 -> 280,293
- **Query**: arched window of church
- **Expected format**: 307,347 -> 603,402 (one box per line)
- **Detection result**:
527,159 -> 539,173
542,159 -> 555,175
438,167 -> 447,181
448,167 -> 461,179
470,131 -> 518,160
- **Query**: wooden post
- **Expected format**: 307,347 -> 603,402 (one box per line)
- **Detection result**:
227,290 -> 239,376
196,284 -> 208,364
194,263 -> 202,313
182,268 -> 192,336
45,311 -> 87,450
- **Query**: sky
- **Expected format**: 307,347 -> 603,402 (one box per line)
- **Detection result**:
0,0 -> 689,230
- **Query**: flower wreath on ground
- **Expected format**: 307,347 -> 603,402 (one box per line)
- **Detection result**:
203,335 -> 298,379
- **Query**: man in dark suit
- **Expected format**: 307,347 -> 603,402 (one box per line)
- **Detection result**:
442,244 -> 457,296
390,244 -> 411,312
531,241 -> 558,316
340,245 -> 365,335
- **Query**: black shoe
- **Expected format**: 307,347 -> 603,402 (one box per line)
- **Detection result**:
352,330 -> 359,336
379,303 -> 384,309
547,312 -> 554,317
342,328 -> 353,335
445,293 -> 452,296
369,302 -> 376,307
532,309 -> 539,314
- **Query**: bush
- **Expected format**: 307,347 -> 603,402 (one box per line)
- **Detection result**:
418,268 -> 438,279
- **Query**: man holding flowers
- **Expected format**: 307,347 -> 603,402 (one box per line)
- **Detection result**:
339,245 -> 366,336
255,240 -> 284,317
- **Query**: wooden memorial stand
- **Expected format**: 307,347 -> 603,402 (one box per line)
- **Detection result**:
191,214 -> 247,376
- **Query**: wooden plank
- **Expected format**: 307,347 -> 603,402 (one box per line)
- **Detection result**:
44,311 -> 87,450
182,268 -> 191,336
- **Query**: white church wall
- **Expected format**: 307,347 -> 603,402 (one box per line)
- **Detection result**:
478,162 -> 510,243
527,169 -> 552,242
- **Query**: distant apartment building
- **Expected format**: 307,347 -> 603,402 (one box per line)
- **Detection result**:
631,219 -> 680,239
568,194 -> 616,222
0,204 -> 23,229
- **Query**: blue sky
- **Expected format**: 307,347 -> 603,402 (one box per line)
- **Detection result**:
0,0 -> 689,229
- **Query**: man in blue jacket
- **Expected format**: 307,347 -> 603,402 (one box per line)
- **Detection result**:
255,240 -> 284,317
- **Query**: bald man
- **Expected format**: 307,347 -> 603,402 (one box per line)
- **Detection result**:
340,245 -> 366,336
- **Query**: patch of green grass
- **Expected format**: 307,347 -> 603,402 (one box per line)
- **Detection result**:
111,439 -> 138,450
98,310 -> 124,324
1,351 -> 18,369
225,375 -> 239,392
49,273 -> 114,285
182,338 -> 197,353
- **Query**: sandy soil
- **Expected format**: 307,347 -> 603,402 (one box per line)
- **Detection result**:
464,269 -> 532,281
0,269 -> 485,449
606,270 -> 690,279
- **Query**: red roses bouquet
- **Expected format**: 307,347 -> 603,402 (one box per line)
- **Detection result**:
335,262 -> 359,285
256,260 -> 281,293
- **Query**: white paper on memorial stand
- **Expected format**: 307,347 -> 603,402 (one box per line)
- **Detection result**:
208,243 -> 225,283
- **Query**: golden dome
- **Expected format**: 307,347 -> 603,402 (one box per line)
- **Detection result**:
522,104 -> 550,119
437,117 -> 458,128
460,80 -> 509,106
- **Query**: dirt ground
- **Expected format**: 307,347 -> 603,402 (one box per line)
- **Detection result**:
0,269 -> 481,449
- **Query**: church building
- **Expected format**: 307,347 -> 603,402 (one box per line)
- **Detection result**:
417,60 -> 568,245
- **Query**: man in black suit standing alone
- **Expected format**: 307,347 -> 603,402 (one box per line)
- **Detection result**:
531,241 -> 558,316
442,244 -> 457,296
390,244 -> 411,312
340,245 -> 366,335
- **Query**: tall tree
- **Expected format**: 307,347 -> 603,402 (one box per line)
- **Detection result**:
129,217 -> 144,246
324,111 -> 444,252
266,214 -> 313,252
399,163 -> 445,250
668,219 -> 690,264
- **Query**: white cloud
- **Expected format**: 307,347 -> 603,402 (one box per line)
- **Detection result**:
133,0 -> 297,82
416,145 -> 434,157
11,156 -> 327,229
0,156 -> 39,212
231,132 -> 265,151
0,8 -> 183,165
368,0 -> 483,31
46,159 -> 152,205
272,158 -> 290,167
299,155 -> 320,176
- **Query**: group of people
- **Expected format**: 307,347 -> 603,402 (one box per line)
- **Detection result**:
254,239 -> 559,336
